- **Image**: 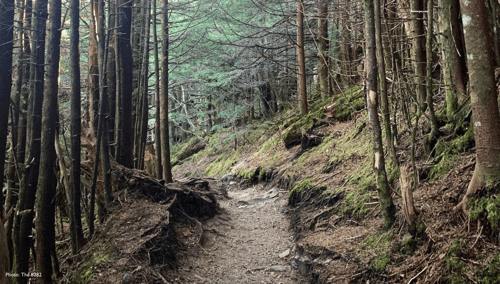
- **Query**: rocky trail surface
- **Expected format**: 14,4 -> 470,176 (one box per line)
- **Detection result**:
168,179 -> 304,284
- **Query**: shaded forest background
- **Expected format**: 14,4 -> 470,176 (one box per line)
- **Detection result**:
1,0 -> 500,283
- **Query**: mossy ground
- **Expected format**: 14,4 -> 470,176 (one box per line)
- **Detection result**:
429,124 -> 474,180
358,230 -> 394,272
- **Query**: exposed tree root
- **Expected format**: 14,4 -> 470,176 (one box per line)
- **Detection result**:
454,169 -> 484,215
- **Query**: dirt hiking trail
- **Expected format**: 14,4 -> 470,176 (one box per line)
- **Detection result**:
169,179 -> 303,284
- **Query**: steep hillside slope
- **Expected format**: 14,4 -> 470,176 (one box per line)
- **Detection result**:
172,87 -> 500,283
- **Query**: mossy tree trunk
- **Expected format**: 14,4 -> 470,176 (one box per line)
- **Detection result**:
365,0 -> 396,229
439,0 -> 467,119
455,0 -> 500,213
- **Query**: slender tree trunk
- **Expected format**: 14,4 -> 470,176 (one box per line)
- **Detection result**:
107,0 -> 117,156
12,0 -> 48,279
375,0 -> 398,165
35,0 -> 61,279
411,0 -> 427,110
0,0 -> 15,221
68,0 -> 85,254
297,0 -> 308,115
161,0 -> 173,182
98,0 -> 113,208
116,0 -> 134,168
455,0 -> 500,213
0,0 -> 15,279
317,0 -> 330,99
89,0 -> 100,134
153,0 -> 162,179
425,0 -> 439,143
365,0 -> 396,229
439,0 -> 467,119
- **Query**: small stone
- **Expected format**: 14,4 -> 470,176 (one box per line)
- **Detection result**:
122,274 -> 134,284
279,249 -> 290,258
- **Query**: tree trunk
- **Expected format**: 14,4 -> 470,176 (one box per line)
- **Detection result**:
12,0 -> 47,279
89,0 -> 100,134
35,0 -> 61,279
161,0 -> 173,182
365,0 -> 396,229
411,0 -> 427,110
455,0 -> 500,213
68,0 -> 85,254
116,0 -> 134,168
297,0 -> 308,115
425,0 -> 439,143
375,0 -> 398,165
317,0 -> 330,99
98,0 -> 113,208
107,0 -> 117,156
439,0 -> 467,119
153,0 -> 162,179
0,0 -> 15,221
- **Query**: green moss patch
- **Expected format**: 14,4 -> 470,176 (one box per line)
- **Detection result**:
282,107 -> 325,148
468,196 -> 500,229
359,230 -> 394,272
332,85 -> 364,120
373,254 -> 391,271
204,151 -> 240,177
430,125 -> 474,180
444,238 -> 468,284
476,254 -> 500,284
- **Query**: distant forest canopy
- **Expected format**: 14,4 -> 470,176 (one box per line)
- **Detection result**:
2,0 -> 500,282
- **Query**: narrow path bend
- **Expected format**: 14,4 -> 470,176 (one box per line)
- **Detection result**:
171,180 -> 301,284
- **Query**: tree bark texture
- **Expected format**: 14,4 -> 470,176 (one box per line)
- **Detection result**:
0,0 -> 15,219
12,0 -> 47,280
317,0 -> 330,99
161,0 -> 173,182
35,0 -> 61,280
297,0 -> 308,115
411,0 -> 427,110
89,0 -> 100,134
116,0 -> 134,168
69,0 -> 85,254
455,0 -> 500,213
365,0 -> 396,229
439,0 -> 467,119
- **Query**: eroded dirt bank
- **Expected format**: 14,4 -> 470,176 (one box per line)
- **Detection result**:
166,178 -> 304,283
